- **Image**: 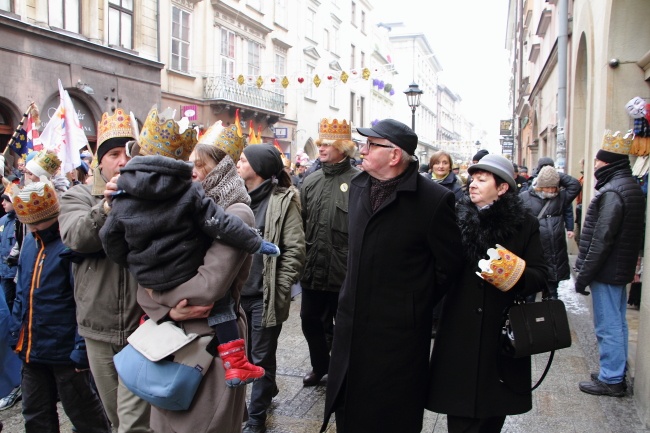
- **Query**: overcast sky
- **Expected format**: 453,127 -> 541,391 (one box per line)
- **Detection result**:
371,0 -> 512,150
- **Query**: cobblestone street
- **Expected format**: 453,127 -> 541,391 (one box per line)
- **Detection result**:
1,276 -> 648,432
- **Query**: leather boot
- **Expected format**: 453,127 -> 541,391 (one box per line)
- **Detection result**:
217,339 -> 265,388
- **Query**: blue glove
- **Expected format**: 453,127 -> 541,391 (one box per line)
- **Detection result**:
257,241 -> 280,257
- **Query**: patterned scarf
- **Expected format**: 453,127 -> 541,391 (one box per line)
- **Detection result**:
201,156 -> 251,209
369,168 -> 409,212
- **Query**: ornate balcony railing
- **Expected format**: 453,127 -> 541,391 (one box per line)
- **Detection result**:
203,75 -> 285,115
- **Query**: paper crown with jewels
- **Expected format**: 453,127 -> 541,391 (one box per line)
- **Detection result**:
138,106 -> 198,161
97,108 -> 138,148
601,130 -> 634,155
12,182 -> 60,224
315,118 -> 356,157
476,244 -> 526,292
25,151 -> 61,180
198,118 -> 246,162
317,118 -> 352,142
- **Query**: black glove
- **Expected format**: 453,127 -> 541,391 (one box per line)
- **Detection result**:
575,285 -> 590,296
5,255 -> 18,267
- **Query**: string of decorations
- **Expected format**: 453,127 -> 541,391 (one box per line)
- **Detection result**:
229,66 -> 395,95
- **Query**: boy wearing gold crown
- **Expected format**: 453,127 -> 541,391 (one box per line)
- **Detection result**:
576,130 -> 645,397
8,182 -> 112,432
100,106 -> 279,388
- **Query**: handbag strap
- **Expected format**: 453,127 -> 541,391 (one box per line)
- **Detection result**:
498,349 -> 556,394
536,200 -> 551,219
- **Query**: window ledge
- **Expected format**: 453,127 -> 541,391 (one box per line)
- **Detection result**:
167,69 -> 196,80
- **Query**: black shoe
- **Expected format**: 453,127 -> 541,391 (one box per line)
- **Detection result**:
579,379 -> 626,397
243,423 -> 266,433
590,372 -> 628,390
303,371 -> 326,387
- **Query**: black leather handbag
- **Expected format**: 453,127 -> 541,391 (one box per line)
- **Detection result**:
502,299 -> 572,358
500,299 -> 572,391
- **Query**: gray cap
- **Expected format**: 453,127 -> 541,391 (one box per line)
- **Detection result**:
468,154 -> 516,190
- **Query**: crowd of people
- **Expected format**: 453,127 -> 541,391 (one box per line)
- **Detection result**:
0,103 -> 645,433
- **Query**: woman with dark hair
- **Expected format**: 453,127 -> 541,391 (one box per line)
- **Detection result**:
427,150 -> 464,201
427,154 -> 548,433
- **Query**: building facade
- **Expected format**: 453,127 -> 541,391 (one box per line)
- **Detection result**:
507,0 -> 650,425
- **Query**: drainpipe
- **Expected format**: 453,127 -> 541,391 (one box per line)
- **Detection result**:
156,0 -> 161,62
556,0 -> 568,172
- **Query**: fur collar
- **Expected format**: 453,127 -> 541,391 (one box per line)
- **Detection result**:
456,192 -> 526,263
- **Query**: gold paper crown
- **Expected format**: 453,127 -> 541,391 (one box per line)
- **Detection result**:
601,130 -> 634,155
26,151 -> 61,179
12,182 -> 60,224
476,244 -> 526,292
97,108 -> 137,148
318,119 -> 352,141
198,120 -> 246,162
138,106 -> 198,161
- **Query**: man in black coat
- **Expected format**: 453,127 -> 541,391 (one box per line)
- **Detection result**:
321,119 -> 464,433
575,131 -> 645,397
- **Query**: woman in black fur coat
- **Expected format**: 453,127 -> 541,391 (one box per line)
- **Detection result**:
426,154 -> 548,433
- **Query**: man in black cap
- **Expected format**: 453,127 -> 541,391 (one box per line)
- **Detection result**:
321,119 -> 464,433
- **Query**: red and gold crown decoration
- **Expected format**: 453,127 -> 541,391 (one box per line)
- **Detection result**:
26,150 -> 61,180
602,130 -> 634,155
317,118 -> 352,142
198,110 -> 246,162
97,108 -> 137,148
12,182 -> 60,224
475,244 -> 526,292
138,106 -> 198,161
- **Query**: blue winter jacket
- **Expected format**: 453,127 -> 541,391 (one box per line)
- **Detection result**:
0,211 -> 17,279
9,221 -> 87,368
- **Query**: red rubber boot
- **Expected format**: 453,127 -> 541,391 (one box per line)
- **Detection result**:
217,339 -> 265,388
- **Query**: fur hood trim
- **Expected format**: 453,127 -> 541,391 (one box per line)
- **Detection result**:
456,192 -> 527,263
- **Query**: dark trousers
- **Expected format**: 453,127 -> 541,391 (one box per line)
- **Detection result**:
1,277 -> 16,313
241,296 -> 283,426
21,362 -> 111,433
447,415 -> 506,433
300,288 -> 339,375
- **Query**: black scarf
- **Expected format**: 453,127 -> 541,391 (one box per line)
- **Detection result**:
456,192 -> 526,264
594,158 -> 632,190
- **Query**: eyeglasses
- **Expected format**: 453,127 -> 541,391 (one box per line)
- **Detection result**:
359,140 -> 396,151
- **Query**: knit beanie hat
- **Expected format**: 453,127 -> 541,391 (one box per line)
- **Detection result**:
472,149 -> 489,162
12,182 -> 60,224
535,166 -> 560,188
97,137 -> 129,164
242,144 -> 284,180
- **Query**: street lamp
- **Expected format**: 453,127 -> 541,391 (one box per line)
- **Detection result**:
404,82 -> 423,132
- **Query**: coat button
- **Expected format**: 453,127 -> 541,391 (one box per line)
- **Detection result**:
476,308 -> 483,314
